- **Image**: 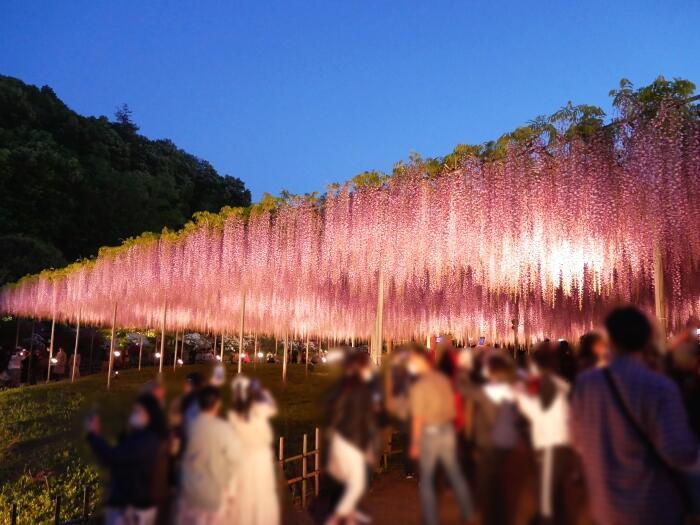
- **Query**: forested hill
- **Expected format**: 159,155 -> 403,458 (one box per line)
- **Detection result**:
0,75 -> 251,285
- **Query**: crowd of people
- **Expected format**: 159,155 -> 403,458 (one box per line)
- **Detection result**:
322,306 -> 700,525
85,369 -> 280,525
0,344 -> 81,386
35,304 -> 696,525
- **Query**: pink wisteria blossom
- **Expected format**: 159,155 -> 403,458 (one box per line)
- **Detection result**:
1,109 -> 699,343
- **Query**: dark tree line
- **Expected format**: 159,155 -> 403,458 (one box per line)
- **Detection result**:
0,75 -> 251,285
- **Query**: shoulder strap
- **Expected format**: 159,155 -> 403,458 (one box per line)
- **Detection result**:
602,367 -> 668,468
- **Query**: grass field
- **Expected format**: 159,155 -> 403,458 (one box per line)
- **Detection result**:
0,363 -> 335,525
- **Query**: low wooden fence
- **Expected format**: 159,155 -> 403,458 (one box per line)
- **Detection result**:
7,428 -> 322,524
8,486 -> 94,525
278,427 -> 321,508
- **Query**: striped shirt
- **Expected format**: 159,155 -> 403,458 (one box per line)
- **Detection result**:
571,354 -> 698,525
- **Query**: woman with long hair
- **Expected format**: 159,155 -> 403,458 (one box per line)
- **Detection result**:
221,375 -> 279,525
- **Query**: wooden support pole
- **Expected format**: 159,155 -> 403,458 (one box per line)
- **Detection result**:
159,303 -> 167,374
654,240 -> 667,348
27,319 -> 35,383
253,333 -> 258,370
278,436 -> 284,463
238,290 -> 246,374
46,311 -> 56,383
220,332 -> 225,363
371,270 -> 385,366
282,334 -> 288,383
305,334 -> 310,376
138,332 -> 144,371
173,330 -> 179,371
107,303 -> 118,389
71,310 -> 81,383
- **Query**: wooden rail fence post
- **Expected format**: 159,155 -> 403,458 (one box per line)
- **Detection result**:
53,495 -> 61,525
315,427 -> 320,497
302,433 -> 308,508
82,485 -> 91,522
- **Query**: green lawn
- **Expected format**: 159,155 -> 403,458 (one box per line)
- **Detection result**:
0,363 -> 334,525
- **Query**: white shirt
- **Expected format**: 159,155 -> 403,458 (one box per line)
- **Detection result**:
516,377 -> 570,449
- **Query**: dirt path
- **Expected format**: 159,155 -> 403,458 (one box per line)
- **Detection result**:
362,468 -> 464,524
295,444 -> 591,525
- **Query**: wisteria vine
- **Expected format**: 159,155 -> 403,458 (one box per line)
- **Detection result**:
1,107 -> 699,343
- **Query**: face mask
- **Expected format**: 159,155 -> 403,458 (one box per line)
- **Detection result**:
129,411 -> 148,430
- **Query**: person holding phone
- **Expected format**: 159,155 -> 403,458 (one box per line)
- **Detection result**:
86,394 -> 168,525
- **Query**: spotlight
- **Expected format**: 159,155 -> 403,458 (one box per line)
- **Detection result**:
257,352 -> 264,358
177,358 -> 183,365
113,350 -> 121,357
215,355 -> 222,361
155,352 -> 161,359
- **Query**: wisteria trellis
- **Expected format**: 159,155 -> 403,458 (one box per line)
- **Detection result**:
1,108 -> 699,343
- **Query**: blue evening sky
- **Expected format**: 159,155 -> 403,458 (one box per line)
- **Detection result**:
2,1 -> 699,201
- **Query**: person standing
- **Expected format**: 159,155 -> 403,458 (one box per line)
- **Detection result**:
408,345 -> 475,525
178,386 -> 239,525
169,372 -> 205,458
86,393 -> 168,525
0,346 -> 9,376
7,348 -> 26,387
516,346 -> 578,525
571,307 -> 700,525
53,346 -> 67,380
387,348 -> 416,479
324,351 -> 379,525
221,376 -> 279,525
459,354 -> 519,525
576,331 -> 608,375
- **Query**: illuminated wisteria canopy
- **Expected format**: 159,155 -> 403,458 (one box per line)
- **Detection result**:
1,107 -> 699,343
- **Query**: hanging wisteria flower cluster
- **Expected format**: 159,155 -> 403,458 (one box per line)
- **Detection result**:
1,106 -> 699,343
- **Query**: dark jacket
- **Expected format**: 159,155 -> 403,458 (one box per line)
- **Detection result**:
326,377 -> 377,451
87,429 -> 165,508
